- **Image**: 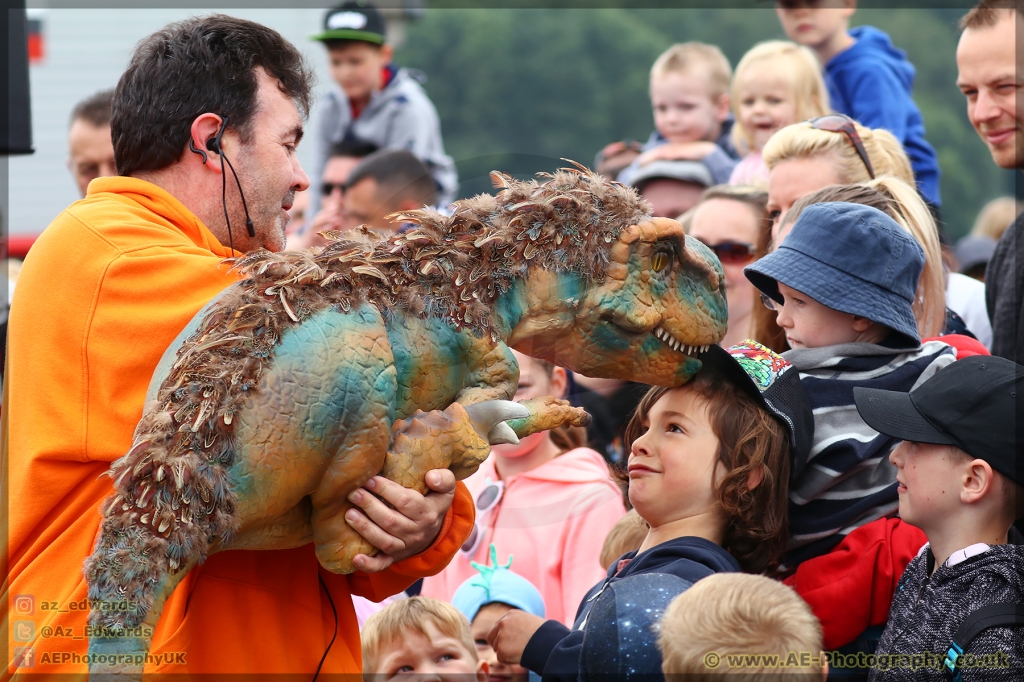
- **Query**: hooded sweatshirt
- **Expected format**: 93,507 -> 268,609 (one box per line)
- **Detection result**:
521,536 -> 741,682
2,176 -> 473,676
824,26 -> 941,207
869,541 -> 1024,681
421,448 -> 626,626
311,66 -> 458,216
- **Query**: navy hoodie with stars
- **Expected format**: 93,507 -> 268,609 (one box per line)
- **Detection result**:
521,536 -> 740,682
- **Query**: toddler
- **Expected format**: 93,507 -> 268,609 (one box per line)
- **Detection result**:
452,544 -> 546,682
728,40 -> 830,187
360,596 -> 486,680
310,2 -> 457,216
618,42 -> 738,187
775,0 -> 941,209
745,202 -> 956,565
855,357 -> 1024,681
487,341 -> 814,680
659,573 -> 828,680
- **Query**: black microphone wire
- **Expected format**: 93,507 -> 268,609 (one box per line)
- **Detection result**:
221,151 -> 256,239
220,150 -> 234,254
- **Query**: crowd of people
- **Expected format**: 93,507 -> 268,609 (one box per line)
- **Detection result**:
4,0 -> 1023,680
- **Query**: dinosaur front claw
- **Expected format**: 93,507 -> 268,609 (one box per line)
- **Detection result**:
464,399 -> 531,445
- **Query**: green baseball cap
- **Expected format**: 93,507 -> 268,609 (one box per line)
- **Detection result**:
312,2 -> 386,45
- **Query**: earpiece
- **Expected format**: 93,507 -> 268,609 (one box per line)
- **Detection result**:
191,116 -> 257,249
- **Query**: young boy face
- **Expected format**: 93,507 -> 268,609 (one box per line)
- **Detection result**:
650,70 -> 729,145
374,620 -> 487,680
773,282 -> 879,348
888,441 -> 968,529
470,603 -> 530,682
328,41 -> 393,103
775,1 -> 855,51
628,386 -> 725,530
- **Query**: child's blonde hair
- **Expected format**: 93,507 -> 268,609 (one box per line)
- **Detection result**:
599,509 -> 649,570
650,42 -> 732,101
658,573 -> 824,680
361,596 -> 477,677
730,41 -> 830,154
970,196 -> 1022,242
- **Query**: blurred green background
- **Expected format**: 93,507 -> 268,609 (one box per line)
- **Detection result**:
395,7 -> 1018,240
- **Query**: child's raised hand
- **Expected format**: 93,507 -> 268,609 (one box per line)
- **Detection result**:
487,609 -> 547,665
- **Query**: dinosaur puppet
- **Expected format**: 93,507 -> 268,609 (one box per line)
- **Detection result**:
83,164 -> 728,675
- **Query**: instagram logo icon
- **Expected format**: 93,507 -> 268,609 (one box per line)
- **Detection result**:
13,595 -> 34,615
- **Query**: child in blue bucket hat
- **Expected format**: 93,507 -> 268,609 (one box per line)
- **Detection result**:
452,544 -> 545,682
744,201 -> 959,671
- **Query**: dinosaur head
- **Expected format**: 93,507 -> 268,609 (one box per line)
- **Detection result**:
507,215 -> 728,386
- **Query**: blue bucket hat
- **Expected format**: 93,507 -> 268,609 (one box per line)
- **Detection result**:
451,545 -> 546,622
580,573 -> 693,680
744,202 -> 925,344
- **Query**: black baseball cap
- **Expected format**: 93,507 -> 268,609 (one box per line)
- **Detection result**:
702,340 -> 816,482
854,356 -> 1022,485
312,2 -> 386,45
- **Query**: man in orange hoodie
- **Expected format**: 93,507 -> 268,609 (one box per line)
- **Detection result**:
2,14 -> 472,677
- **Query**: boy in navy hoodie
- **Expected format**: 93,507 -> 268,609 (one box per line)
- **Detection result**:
486,342 -> 815,681
776,1 -> 941,211
310,2 -> 457,216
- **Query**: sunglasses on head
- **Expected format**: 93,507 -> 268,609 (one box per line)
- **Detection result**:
322,182 -> 344,196
459,480 -> 505,557
696,239 -> 757,265
808,114 -> 876,179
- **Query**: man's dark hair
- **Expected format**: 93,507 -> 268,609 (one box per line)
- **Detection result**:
345,149 -> 437,207
112,14 -> 315,177
70,89 -> 115,128
329,138 -> 379,160
960,0 -> 1024,29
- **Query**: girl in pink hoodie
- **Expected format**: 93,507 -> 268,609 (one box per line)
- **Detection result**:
420,350 -> 627,626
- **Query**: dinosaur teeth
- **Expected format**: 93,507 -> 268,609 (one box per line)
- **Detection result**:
652,326 -> 709,357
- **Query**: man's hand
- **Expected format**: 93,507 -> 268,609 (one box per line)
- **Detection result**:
307,196 -> 345,247
487,609 -> 547,665
344,469 -> 456,573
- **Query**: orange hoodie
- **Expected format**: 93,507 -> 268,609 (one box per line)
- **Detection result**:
1,176 -> 473,677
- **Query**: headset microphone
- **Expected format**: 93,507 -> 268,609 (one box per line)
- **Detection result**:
190,116 -> 257,253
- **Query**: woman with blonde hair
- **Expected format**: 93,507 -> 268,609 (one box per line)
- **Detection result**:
728,40 -> 830,187
754,117 -> 947,350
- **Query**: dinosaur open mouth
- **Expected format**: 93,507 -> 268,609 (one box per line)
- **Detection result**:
653,325 -> 710,356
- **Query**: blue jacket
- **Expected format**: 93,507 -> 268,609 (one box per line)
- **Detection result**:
520,536 -> 740,682
825,26 -> 941,207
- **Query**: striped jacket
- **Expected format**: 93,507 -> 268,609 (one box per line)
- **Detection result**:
784,339 -> 956,566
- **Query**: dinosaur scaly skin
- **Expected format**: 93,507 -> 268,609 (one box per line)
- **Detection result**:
83,164 -> 727,676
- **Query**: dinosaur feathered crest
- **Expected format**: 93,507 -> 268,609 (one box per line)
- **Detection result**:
235,162 -> 650,338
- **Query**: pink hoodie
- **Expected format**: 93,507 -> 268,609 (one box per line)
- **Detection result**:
421,447 -> 626,626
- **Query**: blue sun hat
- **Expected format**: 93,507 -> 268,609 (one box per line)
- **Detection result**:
451,544 -> 546,622
744,202 -> 925,345
580,572 -> 693,681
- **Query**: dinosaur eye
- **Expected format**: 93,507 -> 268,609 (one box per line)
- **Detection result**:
652,251 -> 670,272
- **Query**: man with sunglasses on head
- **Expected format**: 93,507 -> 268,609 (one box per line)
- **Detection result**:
957,1 -> 1024,366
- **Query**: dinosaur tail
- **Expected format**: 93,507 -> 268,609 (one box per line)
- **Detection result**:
83,420 -> 238,677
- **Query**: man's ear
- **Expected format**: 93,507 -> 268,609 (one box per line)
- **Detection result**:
476,658 -> 489,682
961,457 -> 995,505
189,113 -> 227,171
379,43 -> 394,64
